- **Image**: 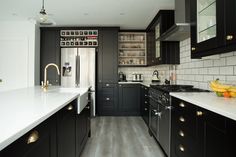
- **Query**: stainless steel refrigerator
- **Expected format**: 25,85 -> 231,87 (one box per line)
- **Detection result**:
61,48 -> 96,116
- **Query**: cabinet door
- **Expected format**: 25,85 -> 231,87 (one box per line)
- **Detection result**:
0,116 -> 57,157
225,0 -> 236,45
118,84 -> 140,116
147,29 -> 156,65
98,28 -> 118,83
40,29 -> 60,85
226,119 -> 236,156
197,108 -> 227,157
57,104 -> 76,157
190,0 -> 224,56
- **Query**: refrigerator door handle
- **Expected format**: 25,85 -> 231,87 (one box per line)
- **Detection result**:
76,55 -> 80,86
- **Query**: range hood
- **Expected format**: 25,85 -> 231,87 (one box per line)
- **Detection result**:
161,0 -> 190,41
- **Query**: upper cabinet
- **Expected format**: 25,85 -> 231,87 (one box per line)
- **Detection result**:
146,10 -> 180,65
118,32 -> 147,67
190,0 -> 236,58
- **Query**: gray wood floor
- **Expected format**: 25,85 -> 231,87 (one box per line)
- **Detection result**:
80,117 -> 165,157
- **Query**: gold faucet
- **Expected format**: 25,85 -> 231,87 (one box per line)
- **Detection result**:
41,63 -> 60,91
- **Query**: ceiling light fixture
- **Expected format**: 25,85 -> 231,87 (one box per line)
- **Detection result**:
37,0 -> 55,25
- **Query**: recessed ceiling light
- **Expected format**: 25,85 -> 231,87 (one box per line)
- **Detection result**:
120,13 -> 125,16
84,13 -> 89,16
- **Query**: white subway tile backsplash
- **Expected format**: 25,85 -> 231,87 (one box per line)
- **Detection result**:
208,67 -> 220,75
203,60 -> 213,67
119,38 -> 236,90
226,56 -> 236,66
220,66 -> 234,75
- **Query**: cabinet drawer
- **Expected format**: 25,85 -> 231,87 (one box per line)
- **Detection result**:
172,99 -> 196,115
99,94 -> 114,102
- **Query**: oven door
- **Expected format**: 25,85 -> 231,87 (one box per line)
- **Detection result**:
149,98 -> 160,139
158,103 -> 171,157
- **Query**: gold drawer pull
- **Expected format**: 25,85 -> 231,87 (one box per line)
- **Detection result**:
106,97 -> 110,101
226,35 -> 234,41
106,84 -> 110,87
179,145 -> 185,152
144,108 -> 148,111
179,102 -> 185,108
67,105 -> 73,111
179,116 -> 185,122
179,130 -> 185,137
191,47 -> 196,51
196,111 -> 203,116
27,131 -> 39,144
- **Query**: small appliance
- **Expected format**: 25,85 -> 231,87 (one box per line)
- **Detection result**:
152,70 -> 160,83
118,72 -> 126,82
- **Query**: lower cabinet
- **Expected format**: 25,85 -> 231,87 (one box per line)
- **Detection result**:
57,103 -> 76,157
76,105 -> 91,156
0,99 -> 90,157
140,85 -> 149,125
0,116 -> 57,157
171,97 -> 233,157
118,84 -> 141,116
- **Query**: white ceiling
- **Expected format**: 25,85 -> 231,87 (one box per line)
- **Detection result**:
0,0 -> 174,29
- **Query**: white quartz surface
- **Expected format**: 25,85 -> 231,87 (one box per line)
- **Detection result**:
0,86 -> 88,151
118,81 -> 160,87
170,92 -> 236,121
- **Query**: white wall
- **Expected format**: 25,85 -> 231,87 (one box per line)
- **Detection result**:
0,20 -> 40,91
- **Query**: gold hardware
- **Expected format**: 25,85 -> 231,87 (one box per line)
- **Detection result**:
196,111 -> 203,116
191,47 -> 196,51
145,101 -> 148,104
179,130 -> 185,137
86,106 -> 90,109
179,102 -> 185,108
106,98 -> 110,101
67,105 -> 73,111
106,84 -> 110,87
226,35 -> 234,41
41,63 -> 60,91
27,131 -> 39,144
179,145 -> 185,152
145,108 -> 148,111
179,116 -> 185,122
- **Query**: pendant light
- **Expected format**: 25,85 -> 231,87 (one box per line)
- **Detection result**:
37,0 -> 55,25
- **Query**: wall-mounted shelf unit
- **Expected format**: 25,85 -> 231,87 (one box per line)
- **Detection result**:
118,32 -> 147,66
60,30 -> 98,47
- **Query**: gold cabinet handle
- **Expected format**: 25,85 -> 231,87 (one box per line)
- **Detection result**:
144,108 -> 148,111
85,106 -> 90,109
67,105 -> 73,111
27,131 -> 39,144
106,98 -> 110,101
226,35 -> 234,41
179,145 -> 185,152
106,84 -> 110,87
179,116 -> 185,122
179,130 -> 185,137
179,102 -> 185,108
196,111 -> 203,116
191,47 -> 196,51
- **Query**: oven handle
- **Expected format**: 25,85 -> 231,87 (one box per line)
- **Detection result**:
151,109 -> 162,117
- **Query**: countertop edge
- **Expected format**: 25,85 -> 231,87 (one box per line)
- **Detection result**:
170,92 -> 236,121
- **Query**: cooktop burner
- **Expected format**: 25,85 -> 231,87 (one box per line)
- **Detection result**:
150,84 -> 210,93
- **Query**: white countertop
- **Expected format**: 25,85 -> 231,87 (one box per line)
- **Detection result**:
118,81 -> 161,87
170,92 -> 236,121
0,86 -> 88,151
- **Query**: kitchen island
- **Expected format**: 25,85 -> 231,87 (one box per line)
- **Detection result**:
0,86 -> 90,156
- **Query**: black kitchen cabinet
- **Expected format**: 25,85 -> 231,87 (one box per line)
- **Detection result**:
146,10 -> 180,66
57,103 -> 76,157
190,0 -> 236,58
140,85 -> 149,125
171,97 -> 228,157
225,0 -> 236,46
40,28 -> 61,85
76,105 -> 91,157
97,28 -> 119,116
118,84 -> 140,116
0,116 -> 57,157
